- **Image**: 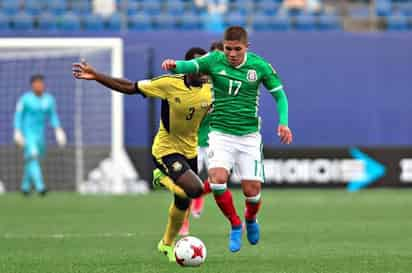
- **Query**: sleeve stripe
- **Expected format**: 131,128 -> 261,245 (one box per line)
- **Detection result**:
137,79 -> 150,86
135,81 -> 148,97
269,85 -> 283,93
192,60 -> 199,73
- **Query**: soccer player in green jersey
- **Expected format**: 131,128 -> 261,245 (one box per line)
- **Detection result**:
162,26 -> 293,252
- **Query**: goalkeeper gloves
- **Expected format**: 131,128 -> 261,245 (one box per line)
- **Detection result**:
55,128 -> 67,147
13,130 -> 25,147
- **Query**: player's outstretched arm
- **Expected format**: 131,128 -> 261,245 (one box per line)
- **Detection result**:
72,60 -> 137,95
161,59 -> 199,74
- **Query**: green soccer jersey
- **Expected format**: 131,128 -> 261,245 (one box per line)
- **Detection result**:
198,113 -> 210,147
175,50 -> 285,136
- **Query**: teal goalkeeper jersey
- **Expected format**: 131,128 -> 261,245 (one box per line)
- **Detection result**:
177,50 -> 285,136
14,91 -> 61,139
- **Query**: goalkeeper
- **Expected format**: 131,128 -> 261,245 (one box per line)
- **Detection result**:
14,75 -> 67,196
73,47 -> 211,263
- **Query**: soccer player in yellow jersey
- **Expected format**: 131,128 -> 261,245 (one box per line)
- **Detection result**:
72,47 -> 211,262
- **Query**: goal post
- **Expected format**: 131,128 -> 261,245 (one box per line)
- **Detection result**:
0,38 -> 148,194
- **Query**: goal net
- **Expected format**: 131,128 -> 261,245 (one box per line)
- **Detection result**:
0,38 -> 148,194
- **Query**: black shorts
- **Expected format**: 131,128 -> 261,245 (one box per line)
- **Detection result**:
153,153 -> 198,181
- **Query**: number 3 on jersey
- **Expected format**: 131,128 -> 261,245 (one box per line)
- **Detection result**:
228,80 -> 242,96
186,107 -> 195,120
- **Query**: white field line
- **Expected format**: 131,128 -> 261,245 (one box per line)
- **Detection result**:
1,232 -> 139,239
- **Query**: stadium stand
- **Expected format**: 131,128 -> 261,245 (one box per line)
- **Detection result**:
47,0 -> 67,16
12,11 -> 33,31
178,11 -> 202,30
154,13 -> 177,30
2,0 -> 20,16
83,13 -> 105,31
58,11 -> 81,31
128,12 -> 152,31
25,0 -> 43,16
0,12 -> 9,30
294,13 -> 317,31
105,12 -> 123,31
1,0 -> 412,32
37,12 -> 58,31
386,13 -> 409,30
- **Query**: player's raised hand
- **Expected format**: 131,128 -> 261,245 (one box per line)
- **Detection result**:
72,59 -> 97,80
161,59 -> 176,71
277,125 -> 293,144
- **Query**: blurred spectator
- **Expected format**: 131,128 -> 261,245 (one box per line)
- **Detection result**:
195,0 -> 228,14
196,0 -> 227,32
306,0 -> 322,13
282,0 -> 322,14
283,0 -> 306,10
93,0 -> 115,17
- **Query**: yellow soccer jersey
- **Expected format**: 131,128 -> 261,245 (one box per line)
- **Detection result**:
136,75 -> 212,159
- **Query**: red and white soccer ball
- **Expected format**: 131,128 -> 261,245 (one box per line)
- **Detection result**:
174,236 -> 207,267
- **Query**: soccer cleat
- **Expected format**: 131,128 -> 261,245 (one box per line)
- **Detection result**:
157,240 -> 176,262
21,190 -> 31,197
39,188 -> 48,197
229,224 -> 243,252
246,220 -> 260,245
152,168 -> 166,189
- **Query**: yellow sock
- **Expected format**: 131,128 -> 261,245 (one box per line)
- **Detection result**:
160,176 -> 188,198
162,202 -> 188,245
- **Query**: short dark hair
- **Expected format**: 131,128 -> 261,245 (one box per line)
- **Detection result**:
185,47 -> 207,60
30,74 -> 44,83
210,41 -> 224,51
223,26 -> 248,44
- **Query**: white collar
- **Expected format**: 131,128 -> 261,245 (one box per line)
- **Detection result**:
234,53 -> 247,69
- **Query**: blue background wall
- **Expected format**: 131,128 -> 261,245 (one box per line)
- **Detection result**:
1,32 -> 411,147
122,32 -> 412,147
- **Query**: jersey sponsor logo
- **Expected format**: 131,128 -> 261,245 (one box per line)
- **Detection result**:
174,97 -> 181,104
218,70 -> 227,76
172,161 -> 183,172
247,70 -> 257,82
208,149 -> 214,159
201,102 -> 209,109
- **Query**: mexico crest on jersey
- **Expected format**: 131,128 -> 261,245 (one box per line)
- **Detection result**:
247,70 -> 257,82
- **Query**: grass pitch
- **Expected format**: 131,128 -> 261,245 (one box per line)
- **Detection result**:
0,189 -> 411,273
